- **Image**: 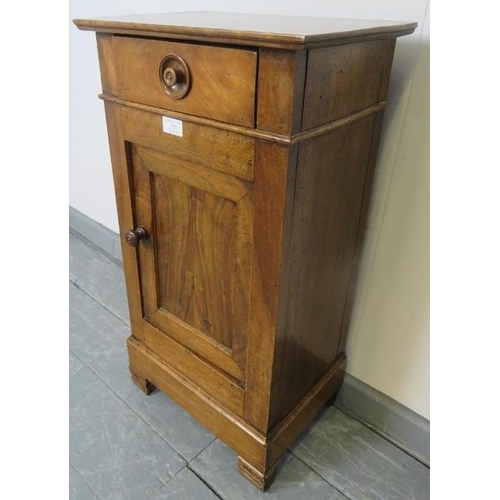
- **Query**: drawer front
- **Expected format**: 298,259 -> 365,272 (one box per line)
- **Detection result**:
111,36 -> 257,127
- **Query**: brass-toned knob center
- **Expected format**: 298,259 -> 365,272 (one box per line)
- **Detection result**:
164,67 -> 179,87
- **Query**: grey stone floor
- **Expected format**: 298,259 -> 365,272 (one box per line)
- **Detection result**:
69,232 -> 430,500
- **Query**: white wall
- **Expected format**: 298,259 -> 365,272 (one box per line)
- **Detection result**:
70,1 -> 430,419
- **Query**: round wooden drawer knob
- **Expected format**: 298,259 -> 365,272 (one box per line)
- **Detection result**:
159,54 -> 191,99
124,226 -> 149,247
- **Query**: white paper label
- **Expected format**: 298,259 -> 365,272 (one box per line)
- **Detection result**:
162,116 -> 183,137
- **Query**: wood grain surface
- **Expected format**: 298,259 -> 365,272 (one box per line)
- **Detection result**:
130,143 -> 252,381
270,115 -> 376,427
121,106 -> 255,181
244,142 -> 299,432
82,12 -> 415,490
101,101 -> 145,341
302,39 -> 394,129
257,49 -> 306,135
110,35 -> 257,127
74,12 -> 417,50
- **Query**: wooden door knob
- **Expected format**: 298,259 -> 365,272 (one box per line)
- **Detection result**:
163,67 -> 180,87
159,54 -> 190,99
124,226 -> 149,247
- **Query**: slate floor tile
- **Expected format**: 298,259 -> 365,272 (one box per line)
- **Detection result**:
70,362 -> 185,500
69,230 -> 430,500
69,464 -> 99,500
69,281 -> 215,461
149,467 -> 220,500
70,351 -> 84,377
292,406 -> 430,500
69,233 -> 129,324
190,439 -> 347,500
69,281 -> 129,375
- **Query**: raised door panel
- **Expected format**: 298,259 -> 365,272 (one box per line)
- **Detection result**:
130,143 -> 253,385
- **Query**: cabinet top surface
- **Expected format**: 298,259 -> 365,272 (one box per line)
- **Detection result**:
73,11 -> 417,49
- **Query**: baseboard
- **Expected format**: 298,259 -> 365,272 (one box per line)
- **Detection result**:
69,205 -> 430,467
69,206 -> 123,265
335,373 -> 430,466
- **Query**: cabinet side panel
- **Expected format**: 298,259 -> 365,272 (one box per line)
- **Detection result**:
336,110 -> 386,354
302,39 -> 394,130
270,115 -> 376,427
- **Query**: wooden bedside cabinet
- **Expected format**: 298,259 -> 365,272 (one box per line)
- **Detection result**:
74,12 -> 416,490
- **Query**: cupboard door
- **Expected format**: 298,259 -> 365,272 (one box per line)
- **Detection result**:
130,143 -> 253,382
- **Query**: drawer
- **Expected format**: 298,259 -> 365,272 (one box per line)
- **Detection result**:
120,106 -> 255,181
111,36 -> 257,127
